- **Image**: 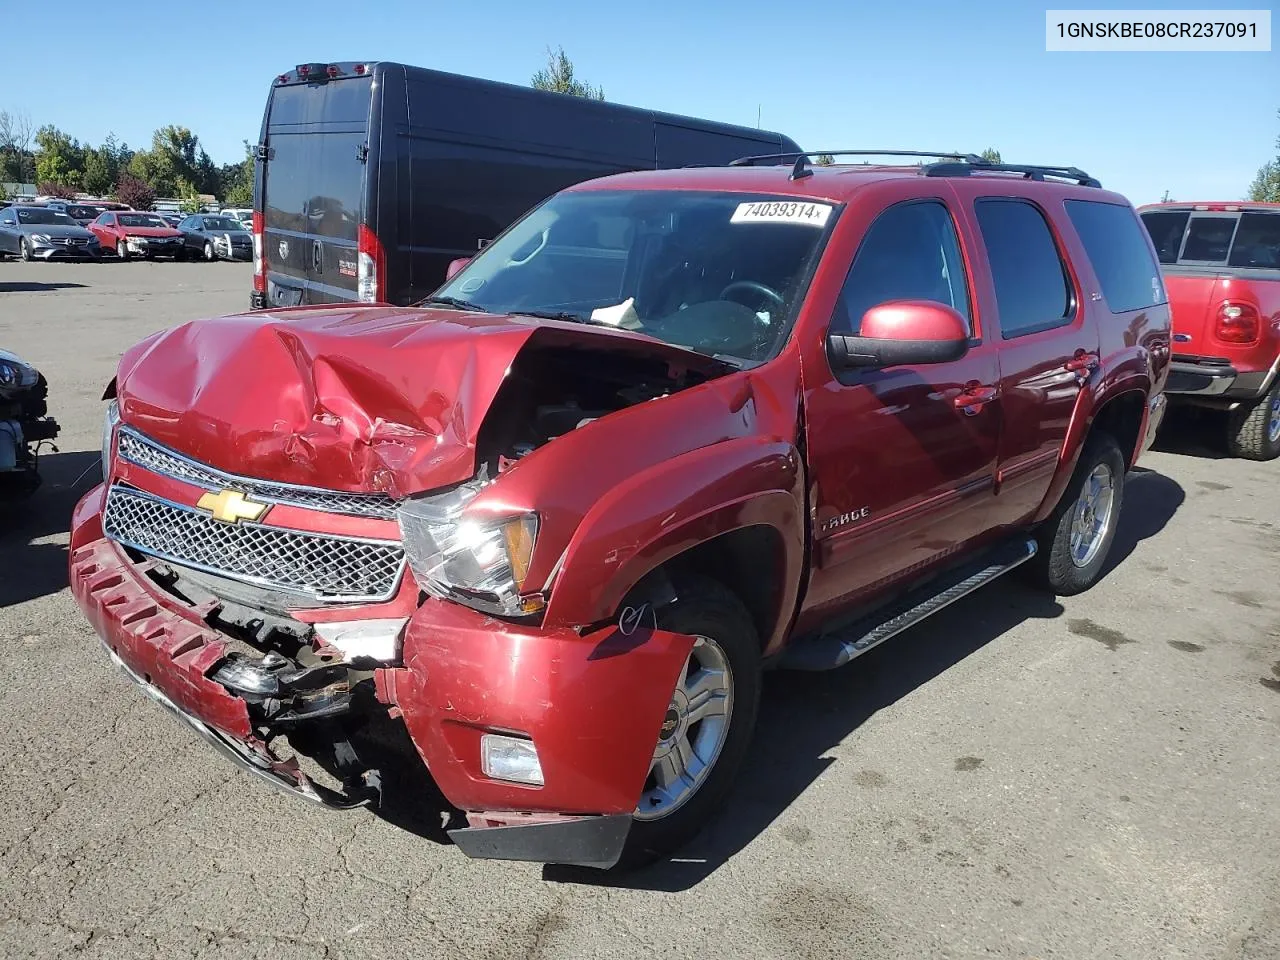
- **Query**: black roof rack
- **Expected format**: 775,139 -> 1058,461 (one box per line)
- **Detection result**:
923,160 -> 1101,188
727,149 -> 1101,189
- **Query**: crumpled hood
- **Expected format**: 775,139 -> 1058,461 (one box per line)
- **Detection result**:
114,305 -> 731,498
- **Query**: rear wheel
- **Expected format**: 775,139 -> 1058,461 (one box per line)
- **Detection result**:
1226,382 -> 1280,461
1028,432 -> 1126,596
619,575 -> 761,868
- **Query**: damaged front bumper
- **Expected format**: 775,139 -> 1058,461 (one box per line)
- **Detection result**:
71,534 -> 378,809
70,483 -> 695,869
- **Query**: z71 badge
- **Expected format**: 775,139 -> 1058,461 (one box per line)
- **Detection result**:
820,507 -> 870,533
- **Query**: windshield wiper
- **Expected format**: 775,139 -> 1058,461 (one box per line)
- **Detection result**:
415,295 -> 489,312
507,308 -> 608,325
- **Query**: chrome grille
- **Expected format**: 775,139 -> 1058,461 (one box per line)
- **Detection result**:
117,428 -> 400,519
103,485 -> 405,603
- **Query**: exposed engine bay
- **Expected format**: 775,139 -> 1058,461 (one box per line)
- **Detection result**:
0,349 -> 60,497
476,342 -> 719,473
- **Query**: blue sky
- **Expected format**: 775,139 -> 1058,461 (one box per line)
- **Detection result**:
4,0 -> 1276,205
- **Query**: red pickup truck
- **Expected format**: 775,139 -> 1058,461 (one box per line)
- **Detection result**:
72,152 -> 1170,870
1138,202 -> 1280,459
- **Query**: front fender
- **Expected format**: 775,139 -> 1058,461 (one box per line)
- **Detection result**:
542,435 -> 805,638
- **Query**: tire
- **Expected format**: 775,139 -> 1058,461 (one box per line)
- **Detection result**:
1226,381 -> 1280,461
1027,432 -> 1126,596
203,241 -> 215,262
18,238 -> 30,262
618,575 -> 761,868
116,240 -> 129,261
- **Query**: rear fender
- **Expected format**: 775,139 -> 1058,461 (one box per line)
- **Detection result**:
542,436 -> 805,646
1034,374 -> 1150,524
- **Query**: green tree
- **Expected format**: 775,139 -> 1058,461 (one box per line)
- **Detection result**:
1247,109 -> 1280,202
82,146 -> 116,195
34,125 -> 83,187
979,147 -> 1002,163
814,154 -> 835,165
220,142 -> 255,206
531,46 -> 605,100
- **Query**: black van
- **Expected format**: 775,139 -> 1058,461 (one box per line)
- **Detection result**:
250,61 -> 802,309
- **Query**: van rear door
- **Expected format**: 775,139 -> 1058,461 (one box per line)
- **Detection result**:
261,69 -> 372,306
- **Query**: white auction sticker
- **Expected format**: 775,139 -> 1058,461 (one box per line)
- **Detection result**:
731,200 -> 833,227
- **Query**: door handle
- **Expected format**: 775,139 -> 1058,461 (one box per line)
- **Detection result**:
312,240 -> 323,273
1064,351 -> 1100,374
954,383 -> 999,414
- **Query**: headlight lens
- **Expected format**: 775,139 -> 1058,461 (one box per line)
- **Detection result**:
101,400 -> 120,481
31,233 -> 51,243
397,481 -> 540,617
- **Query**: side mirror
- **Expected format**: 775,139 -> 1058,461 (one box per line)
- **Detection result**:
445,256 -> 471,280
827,300 -> 969,370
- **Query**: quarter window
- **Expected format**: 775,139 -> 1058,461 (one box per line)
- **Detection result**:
1065,200 -> 1165,313
832,200 -> 971,336
975,199 -> 1073,338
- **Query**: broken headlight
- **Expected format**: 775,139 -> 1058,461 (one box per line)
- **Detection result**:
396,480 -> 540,617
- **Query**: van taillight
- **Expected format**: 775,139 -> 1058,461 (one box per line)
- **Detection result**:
357,225 -> 385,303
252,211 -> 266,293
1216,302 -> 1260,344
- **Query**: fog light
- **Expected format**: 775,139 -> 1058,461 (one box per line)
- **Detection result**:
480,733 -> 544,786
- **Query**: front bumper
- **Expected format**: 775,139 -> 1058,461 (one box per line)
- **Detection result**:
30,242 -> 101,260
122,240 -> 184,257
70,482 -> 694,867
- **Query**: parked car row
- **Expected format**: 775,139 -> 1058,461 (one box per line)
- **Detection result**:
0,205 -> 252,262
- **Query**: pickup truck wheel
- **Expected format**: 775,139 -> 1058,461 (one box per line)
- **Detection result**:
1030,432 -> 1125,596
621,576 -> 761,868
1226,383 -> 1280,461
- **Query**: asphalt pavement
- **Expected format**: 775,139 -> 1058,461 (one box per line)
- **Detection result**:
0,260 -> 1277,960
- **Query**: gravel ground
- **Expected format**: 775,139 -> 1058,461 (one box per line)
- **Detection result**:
1,260 -> 1277,960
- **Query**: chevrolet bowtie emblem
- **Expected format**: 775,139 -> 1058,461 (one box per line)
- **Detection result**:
197,489 -> 268,524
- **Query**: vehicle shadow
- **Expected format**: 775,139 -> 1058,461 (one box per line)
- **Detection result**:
0,281 -> 89,292
0,450 -> 101,607
545,468 -> 1186,892
1152,405 -> 1229,460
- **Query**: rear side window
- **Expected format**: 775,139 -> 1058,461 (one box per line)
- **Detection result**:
1180,216 -> 1237,262
1229,213 -> 1280,269
975,199 -> 1072,338
832,200 -> 971,336
1140,210 -> 1190,264
1065,200 -> 1165,312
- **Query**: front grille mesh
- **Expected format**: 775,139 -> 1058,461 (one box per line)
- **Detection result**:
117,429 -> 400,519
103,486 -> 405,602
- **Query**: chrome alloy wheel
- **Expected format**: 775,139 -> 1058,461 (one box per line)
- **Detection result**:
1268,394 -> 1280,444
635,635 -> 733,821
1069,462 -> 1116,568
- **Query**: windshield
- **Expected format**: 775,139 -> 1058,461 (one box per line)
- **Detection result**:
17,209 -> 77,226
119,214 -> 168,228
66,206 -> 103,219
434,190 -> 836,364
201,216 -> 243,231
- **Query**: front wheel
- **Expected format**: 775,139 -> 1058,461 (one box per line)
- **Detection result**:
203,241 -> 215,262
1227,382 -> 1280,461
619,575 -> 761,868
1028,432 -> 1126,596
18,238 -> 30,261
116,240 -> 129,261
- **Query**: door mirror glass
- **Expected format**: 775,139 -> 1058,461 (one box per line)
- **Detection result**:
827,300 -> 969,370
445,256 -> 471,280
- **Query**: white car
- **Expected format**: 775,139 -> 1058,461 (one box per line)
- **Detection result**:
221,207 -> 253,230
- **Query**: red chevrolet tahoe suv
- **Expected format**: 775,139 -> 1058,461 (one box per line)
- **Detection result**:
1138,202 -> 1280,459
72,152 -> 1171,870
